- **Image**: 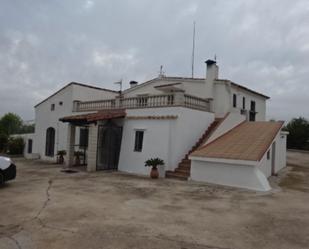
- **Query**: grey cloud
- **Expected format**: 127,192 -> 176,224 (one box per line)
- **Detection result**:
0,0 -> 308,120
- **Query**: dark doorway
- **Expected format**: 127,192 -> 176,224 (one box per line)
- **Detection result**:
45,127 -> 55,157
249,101 -> 256,121
27,139 -> 33,154
97,121 -> 122,170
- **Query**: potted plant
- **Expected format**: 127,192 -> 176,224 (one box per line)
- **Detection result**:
57,150 -> 66,164
145,158 -> 164,179
74,151 -> 84,166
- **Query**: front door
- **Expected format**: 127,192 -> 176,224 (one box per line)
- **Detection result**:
97,121 -> 122,170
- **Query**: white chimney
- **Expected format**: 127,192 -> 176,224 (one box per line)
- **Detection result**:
205,59 -> 218,99
129,81 -> 138,88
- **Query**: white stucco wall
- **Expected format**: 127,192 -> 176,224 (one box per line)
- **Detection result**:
123,78 -> 207,99
11,133 -> 38,159
123,76 -> 268,121
72,84 -> 117,102
205,112 -> 246,145
190,158 -> 271,191
190,126 -> 287,191
118,107 -> 214,177
34,83 -> 117,161
258,131 -> 287,177
212,81 -> 231,118
230,85 -> 267,121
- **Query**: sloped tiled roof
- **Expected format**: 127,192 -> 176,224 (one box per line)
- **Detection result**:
191,121 -> 284,161
59,109 -> 126,123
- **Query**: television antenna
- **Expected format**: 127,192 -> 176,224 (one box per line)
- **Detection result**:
114,79 -> 123,93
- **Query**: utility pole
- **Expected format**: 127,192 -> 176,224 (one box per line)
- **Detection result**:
191,21 -> 196,78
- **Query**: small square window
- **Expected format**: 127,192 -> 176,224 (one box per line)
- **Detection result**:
134,130 -> 144,152
267,150 -> 270,160
51,104 -> 55,111
59,101 -> 63,106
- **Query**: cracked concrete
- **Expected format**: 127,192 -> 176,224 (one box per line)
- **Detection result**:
0,151 -> 309,249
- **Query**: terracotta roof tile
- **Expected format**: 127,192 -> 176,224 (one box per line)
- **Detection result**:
59,109 -> 126,123
191,121 -> 284,161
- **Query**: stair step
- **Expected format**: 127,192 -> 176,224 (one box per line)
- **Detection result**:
178,162 -> 191,168
165,119 -> 222,181
181,159 -> 191,164
165,171 -> 189,180
175,168 -> 190,174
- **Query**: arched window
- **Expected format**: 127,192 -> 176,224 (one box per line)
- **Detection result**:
45,127 -> 55,157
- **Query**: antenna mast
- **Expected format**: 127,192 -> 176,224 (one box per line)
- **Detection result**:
191,21 -> 196,78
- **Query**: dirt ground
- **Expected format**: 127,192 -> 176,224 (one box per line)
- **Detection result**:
1,151 -> 309,249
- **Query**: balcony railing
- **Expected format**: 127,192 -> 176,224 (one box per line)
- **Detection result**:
74,93 -> 211,112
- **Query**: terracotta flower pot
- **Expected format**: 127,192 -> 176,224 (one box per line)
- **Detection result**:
150,166 -> 159,179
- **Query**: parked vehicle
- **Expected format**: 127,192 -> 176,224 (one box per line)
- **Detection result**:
0,156 -> 16,184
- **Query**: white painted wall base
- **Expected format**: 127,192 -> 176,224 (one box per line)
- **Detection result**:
118,107 -> 215,176
190,159 -> 271,192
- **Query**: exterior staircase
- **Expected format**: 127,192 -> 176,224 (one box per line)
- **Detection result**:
165,118 -> 222,180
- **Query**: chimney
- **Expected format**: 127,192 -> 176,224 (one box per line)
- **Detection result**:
205,59 -> 219,99
129,80 -> 138,88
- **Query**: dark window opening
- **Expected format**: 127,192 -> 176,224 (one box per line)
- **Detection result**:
267,150 -> 270,160
79,128 -> 89,148
59,101 -> 63,106
45,127 -> 55,157
134,130 -> 144,152
233,94 -> 237,108
242,97 -> 246,109
27,139 -> 33,154
250,101 -> 256,112
249,101 -> 256,121
51,103 -> 55,111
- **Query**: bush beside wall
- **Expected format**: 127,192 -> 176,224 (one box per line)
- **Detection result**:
8,137 -> 25,155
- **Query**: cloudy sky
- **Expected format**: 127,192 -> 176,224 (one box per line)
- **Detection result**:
0,0 -> 308,121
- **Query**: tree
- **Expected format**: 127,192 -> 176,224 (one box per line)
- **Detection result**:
18,123 -> 35,134
285,117 -> 309,150
0,113 -> 23,135
7,137 -> 24,155
0,133 -> 8,152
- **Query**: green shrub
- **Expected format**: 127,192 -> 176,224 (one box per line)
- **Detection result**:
145,158 -> 165,167
8,137 -> 25,155
0,133 -> 8,152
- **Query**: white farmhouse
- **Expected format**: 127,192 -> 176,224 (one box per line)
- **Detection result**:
30,60 -> 287,191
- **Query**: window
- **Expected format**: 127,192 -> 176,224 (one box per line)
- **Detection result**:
51,104 -> 55,111
134,130 -> 144,152
59,101 -> 63,106
267,150 -> 270,160
233,94 -> 237,108
79,128 -> 89,148
27,139 -> 33,154
242,97 -> 246,109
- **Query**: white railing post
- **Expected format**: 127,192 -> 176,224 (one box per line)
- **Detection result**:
173,91 -> 185,106
73,101 -> 81,112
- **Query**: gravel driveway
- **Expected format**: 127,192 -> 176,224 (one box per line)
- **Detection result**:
0,150 -> 308,249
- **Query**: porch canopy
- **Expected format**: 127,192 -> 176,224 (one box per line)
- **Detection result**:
59,109 -> 126,125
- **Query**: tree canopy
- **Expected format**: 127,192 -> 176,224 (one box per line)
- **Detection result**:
0,112 -> 23,135
285,117 -> 309,150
